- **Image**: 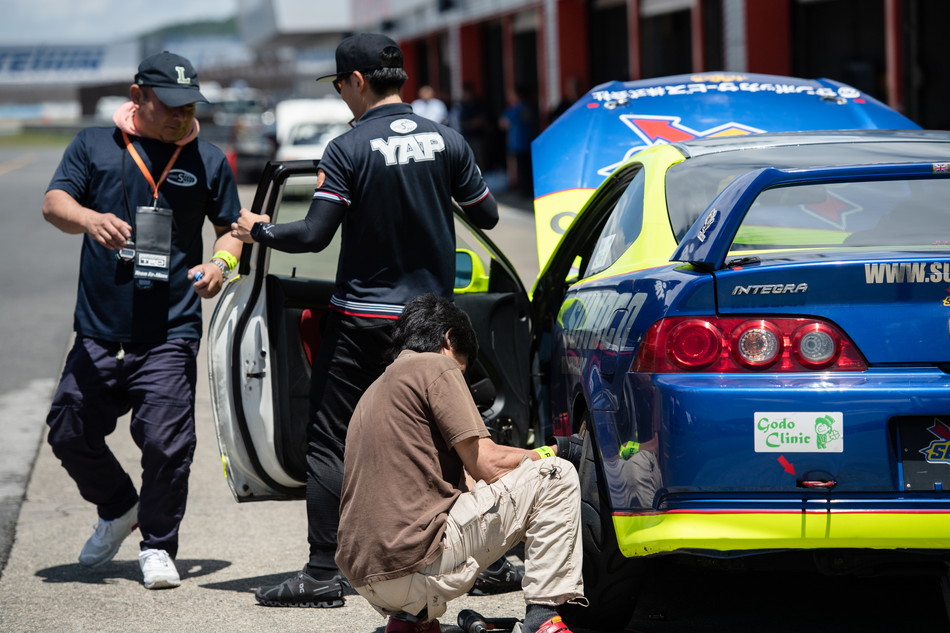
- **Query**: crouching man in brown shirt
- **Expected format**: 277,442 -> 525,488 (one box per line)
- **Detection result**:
336,294 -> 586,633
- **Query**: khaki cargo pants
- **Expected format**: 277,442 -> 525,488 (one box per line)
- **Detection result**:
354,456 -> 585,621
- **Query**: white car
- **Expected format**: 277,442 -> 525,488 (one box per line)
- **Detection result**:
273,98 -> 352,162
274,120 -> 351,162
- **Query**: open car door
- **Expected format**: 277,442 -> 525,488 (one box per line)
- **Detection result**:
208,160 -> 531,501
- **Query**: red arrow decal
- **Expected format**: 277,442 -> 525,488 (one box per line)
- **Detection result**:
630,118 -> 696,143
805,194 -> 852,223
778,456 -> 796,476
928,420 -> 950,441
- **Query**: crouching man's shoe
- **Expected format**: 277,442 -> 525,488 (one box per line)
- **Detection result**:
78,503 -> 139,567
254,568 -> 345,607
538,615 -> 572,633
536,615 -> 573,633
139,548 -> 180,589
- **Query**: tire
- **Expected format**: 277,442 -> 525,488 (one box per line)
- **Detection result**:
560,421 -> 646,631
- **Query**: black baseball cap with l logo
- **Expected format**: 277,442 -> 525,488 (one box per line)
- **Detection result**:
135,51 -> 209,107
315,33 -> 404,82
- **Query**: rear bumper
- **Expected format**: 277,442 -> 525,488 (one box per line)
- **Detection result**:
621,368 -> 950,490
593,368 -> 950,554
614,507 -> 950,557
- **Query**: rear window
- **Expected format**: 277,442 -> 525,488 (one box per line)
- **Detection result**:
730,179 -> 950,252
666,140 -> 950,240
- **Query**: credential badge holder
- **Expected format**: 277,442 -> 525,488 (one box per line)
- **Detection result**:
133,205 -> 173,283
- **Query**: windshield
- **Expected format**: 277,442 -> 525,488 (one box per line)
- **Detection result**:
666,140 -> 950,241
730,179 -> 950,252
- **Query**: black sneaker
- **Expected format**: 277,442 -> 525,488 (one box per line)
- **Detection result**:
469,558 -> 524,596
255,569 -> 345,607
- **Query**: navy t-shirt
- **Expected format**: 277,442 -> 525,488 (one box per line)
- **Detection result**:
48,126 -> 241,342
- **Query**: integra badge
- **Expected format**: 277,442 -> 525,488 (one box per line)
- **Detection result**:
732,283 -> 808,295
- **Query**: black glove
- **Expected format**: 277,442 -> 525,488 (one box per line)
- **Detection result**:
546,433 -> 584,469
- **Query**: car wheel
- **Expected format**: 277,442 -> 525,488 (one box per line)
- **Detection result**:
560,417 -> 646,631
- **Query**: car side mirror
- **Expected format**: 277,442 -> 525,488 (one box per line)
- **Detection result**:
455,249 -> 490,294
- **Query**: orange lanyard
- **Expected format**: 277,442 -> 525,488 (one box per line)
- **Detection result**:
122,130 -> 183,204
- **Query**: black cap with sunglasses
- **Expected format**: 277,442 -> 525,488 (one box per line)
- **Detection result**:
316,33 -> 404,85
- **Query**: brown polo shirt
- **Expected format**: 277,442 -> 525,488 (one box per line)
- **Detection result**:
336,350 -> 490,587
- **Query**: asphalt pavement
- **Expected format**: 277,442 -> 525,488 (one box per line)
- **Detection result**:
0,190 -> 548,633
0,332 -> 534,633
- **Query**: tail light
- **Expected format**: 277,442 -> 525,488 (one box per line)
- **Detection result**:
632,317 -> 866,373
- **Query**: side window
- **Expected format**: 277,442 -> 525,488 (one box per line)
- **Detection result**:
584,167 -> 646,277
264,173 -> 341,281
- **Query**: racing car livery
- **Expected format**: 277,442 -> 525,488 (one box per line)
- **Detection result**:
536,130 -> 950,629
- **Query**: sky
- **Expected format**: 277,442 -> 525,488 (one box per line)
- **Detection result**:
2,0 -> 238,46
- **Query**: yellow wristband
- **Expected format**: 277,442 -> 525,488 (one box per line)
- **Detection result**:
212,250 -> 238,272
533,446 -> 556,459
620,441 -> 640,460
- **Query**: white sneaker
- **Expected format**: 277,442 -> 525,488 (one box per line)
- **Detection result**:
78,503 -> 139,567
139,548 -> 181,589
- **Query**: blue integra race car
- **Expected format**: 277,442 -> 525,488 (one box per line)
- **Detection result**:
208,72 -> 950,630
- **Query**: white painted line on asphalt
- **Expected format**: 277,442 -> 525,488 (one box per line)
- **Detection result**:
0,378 -> 54,499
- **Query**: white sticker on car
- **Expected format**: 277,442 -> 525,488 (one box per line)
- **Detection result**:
754,412 -> 843,452
864,262 -> 950,284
